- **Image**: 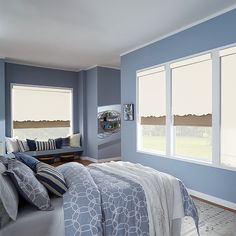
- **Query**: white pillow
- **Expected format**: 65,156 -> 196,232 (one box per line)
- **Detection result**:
5,138 -> 19,154
17,140 -> 30,152
70,133 -> 81,147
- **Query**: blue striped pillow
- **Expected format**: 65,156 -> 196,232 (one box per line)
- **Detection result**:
36,140 -> 56,151
35,162 -> 67,197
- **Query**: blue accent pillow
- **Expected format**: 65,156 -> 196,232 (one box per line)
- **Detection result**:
55,138 -> 62,149
26,139 -> 36,151
6,159 -> 52,211
61,137 -> 70,148
36,162 -> 67,197
14,153 -> 40,172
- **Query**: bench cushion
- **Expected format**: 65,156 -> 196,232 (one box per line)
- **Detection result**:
23,147 -> 83,158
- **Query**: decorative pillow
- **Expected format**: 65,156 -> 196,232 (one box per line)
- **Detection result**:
61,137 -> 70,148
14,152 -> 40,172
54,138 -> 62,149
26,139 -> 37,151
35,140 -> 56,151
5,138 -> 19,154
36,162 -> 67,197
70,133 -> 81,147
6,159 -> 52,211
0,162 -> 19,223
17,139 -> 30,152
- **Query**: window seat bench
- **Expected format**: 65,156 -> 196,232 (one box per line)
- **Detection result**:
23,147 -> 83,158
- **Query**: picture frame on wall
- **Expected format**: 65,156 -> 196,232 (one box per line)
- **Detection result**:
123,104 -> 134,121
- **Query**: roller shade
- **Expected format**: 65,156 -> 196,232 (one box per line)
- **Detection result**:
138,66 -> 166,125
12,85 -> 72,129
171,53 -> 212,126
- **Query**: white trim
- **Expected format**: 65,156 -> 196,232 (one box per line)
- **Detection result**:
4,58 -> 79,72
4,59 -> 120,73
166,63 -> 172,156
81,156 -> 121,163
212,50 -> 221,166
188,188 -> 236,211
84,64 -> 120,71
120,4 -> 236,57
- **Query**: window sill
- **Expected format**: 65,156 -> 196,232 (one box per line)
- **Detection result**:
137,149 -> 236,172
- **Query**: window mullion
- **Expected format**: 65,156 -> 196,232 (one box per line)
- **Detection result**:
166,63 -> 172,156
212,50 -> 221,166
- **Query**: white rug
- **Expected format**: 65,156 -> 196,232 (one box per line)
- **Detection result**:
181,199 -> 236,236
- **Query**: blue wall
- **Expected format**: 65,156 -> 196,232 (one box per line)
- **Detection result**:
121,9 -> 236,203
78,70 -> 86,152
2,63 -> 121,158
5,63 -> 79,137
85,67 -> 98,159
97,67 -> 121,107
85,66 -> 121,160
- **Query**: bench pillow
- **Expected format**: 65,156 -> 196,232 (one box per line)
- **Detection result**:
6,159 -> 52,211
36,140 -> 56,151
26,139 -> 37,151
17,140 -> 30,152
36,162 -> 67,197
70,133 -> 81,148
61,137 -> 70,148
5,138 -> 19,154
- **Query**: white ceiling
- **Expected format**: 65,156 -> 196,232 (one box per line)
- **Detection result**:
0,0 -> 236,71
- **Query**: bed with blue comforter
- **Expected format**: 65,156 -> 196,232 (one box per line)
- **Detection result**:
58,161 -> 199,236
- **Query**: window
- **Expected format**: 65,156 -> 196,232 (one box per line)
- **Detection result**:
138,66 -> 166,154
12,85 -> 73,140
220,46 -> 236,168
137,44 -> 236,171
171,54 -> 212,162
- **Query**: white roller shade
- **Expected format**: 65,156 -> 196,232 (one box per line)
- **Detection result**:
171,54 -> 212,126
138,67 -> 166,125
12,85 -> 72,128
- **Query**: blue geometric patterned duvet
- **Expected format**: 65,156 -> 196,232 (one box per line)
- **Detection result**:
58,162 -> 198,236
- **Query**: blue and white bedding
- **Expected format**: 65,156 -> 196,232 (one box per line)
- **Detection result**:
58,161 -> 199,236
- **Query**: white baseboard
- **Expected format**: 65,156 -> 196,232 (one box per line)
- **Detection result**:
81,156 -> 121,163
187,188 -> 236,211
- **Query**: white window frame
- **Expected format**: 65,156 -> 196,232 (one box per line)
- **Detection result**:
11,83 -> 74,137
136,42 -> 236,172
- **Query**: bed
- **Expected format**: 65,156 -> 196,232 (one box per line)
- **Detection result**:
0,161 -> 199,236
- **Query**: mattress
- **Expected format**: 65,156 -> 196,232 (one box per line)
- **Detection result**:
0,197 -> 64,236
